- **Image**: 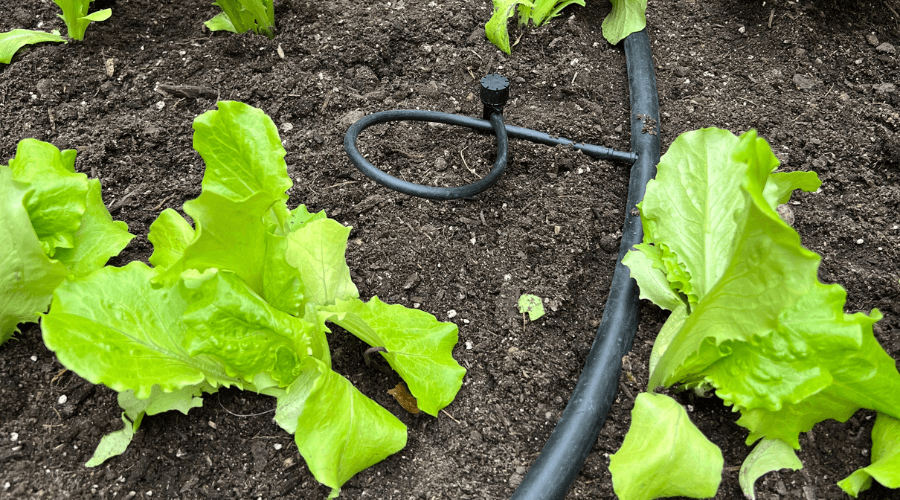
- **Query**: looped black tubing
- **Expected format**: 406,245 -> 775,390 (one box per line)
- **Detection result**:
344,110 -> 509,200
344,109 -> 638,200
509,28 -> 661,500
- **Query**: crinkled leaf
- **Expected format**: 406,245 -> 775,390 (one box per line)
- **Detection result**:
209,0 -> 274,37
85,412 -> 141,467
53,0 -> 107,40
629,128 -> 900,450
275,357 -> 407,499
153,101 -> 292,294
54,178 -> 133,276
0,29 -> 65,64
839,412 -> 900,497
180,269 -> 322,386
609,393 -> 723,500
602,0 -> 647,45
284,217 -> 359,308
0,167 -> 67,343
622,246 -> 684,312
192,101 -> 290,206
41,262 -> 242,398
322,296 -> 465,416
8,139 -> 87,257
485,0 -> 534,54
739,438 -> 802,500
148,209 -> 195,270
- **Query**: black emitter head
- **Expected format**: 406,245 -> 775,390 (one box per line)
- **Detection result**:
480,74 -> 509,120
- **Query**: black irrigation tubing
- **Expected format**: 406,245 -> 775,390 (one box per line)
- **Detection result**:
510,28 -> 660,500
343,27 -> 660,500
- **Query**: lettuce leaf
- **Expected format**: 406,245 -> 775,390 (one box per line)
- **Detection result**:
609,393 -> 723,500
1,141 -> 131,344
323,296 -> 466,416
0,29 -> 66,65
275,357 -> 407,499
602,0 -> 647,45
0,167 -> 67,342
8,139 -> 87,257
739,438 -> 802,500
839,412 -> 900,496
42,262 -> 245,398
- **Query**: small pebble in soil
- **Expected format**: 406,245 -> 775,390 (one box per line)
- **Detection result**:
447,310 -> 458,319
465,341 -> 473,350
856,238 -> 864,244
10,433 -> 18,442
58,395 -> 67,404
30,356 -> 36,362
274,443 -> 283,451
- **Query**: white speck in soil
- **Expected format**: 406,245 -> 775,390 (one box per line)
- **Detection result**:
57,395 -> 67,405
447,310 -> 458,319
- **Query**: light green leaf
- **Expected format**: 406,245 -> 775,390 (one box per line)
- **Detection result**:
630,128 -> 900,450
762,171 -> 821,210
86,412 -> 141,467
0,29 -> 66,64
322,296 -> 465,417
8,139 -> 88,257
152,101 -> 293,294
180,269 -> 321,386
275,357 -> 407,498
609,393 -> 723,500
517,294 -> 545,321
485,0 -> 535,54
41,262 -> 242,398
647,304 -> 687,378
192,101 -> 291,207
117,383 -> 210,421
148,209 -> 195,270
54,178 -> 133,276
739,438 -> 802,500
80,8 -> 111,22
205,11 -> 238,33
531,0 -> 585,26
601,0 -> 647,45
0,167 -> 67,343
839,412 -> 900,497
284,217 -> 359,308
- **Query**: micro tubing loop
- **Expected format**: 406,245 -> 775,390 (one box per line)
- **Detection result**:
344,109 -> 637,200
510,28 -> 660,500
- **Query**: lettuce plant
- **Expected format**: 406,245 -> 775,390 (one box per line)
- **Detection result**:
53,0 -> 112,41
485,0 -> 585,54
0,139 -> 133,345
41,101 -> 465,498
484,0 -> 646,53
205,0 -> 275,38
613,128 -> 900,499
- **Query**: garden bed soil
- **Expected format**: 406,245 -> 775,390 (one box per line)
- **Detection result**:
2,0 -> 899,498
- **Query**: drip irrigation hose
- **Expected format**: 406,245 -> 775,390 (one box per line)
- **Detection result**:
509,28 -> 660,500
342,28 -> 659,500
344,77 -> 637,201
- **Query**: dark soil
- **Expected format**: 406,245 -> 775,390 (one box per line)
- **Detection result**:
2,0 -> 899,499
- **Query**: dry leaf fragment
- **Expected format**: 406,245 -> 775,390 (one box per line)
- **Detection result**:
388,383 -> 420,414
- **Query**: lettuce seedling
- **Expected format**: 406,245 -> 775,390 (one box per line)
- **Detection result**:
0,140 -> 132,345
0,30 -> 66,65
53,0 -> 112,41
618,127 -> 900,498
205,0 -> 275,38
484,0 -> 647,53
42,101 -> 465,498
485,0 -> 584,54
